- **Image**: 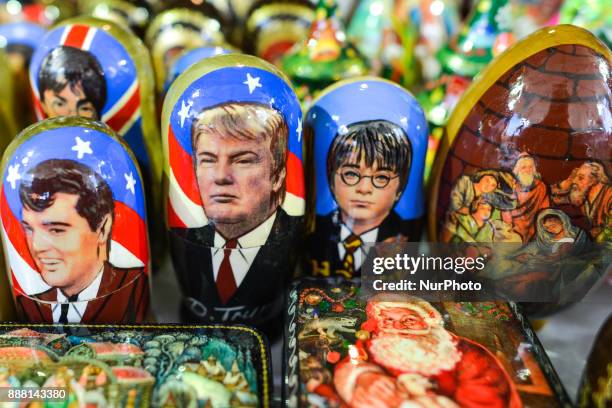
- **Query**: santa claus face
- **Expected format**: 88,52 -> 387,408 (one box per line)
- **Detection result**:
377,307 -> 431,333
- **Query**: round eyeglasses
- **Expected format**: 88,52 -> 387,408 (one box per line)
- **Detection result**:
338,169 -> 399,188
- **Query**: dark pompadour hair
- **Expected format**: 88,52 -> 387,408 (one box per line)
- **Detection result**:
327,119 -> 411,192
19,159 -> 115,232
37,45 -> 107,117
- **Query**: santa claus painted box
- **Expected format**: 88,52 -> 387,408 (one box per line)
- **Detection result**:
283,278 -> 572,407
0,323 -> 271,407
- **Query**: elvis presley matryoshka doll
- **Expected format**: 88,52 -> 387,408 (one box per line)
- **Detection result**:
304,77 -> 428,279
429,25 -> 611,313
163,54 -> 305,328
28,16 -> 164,265
0,117 -> 151,324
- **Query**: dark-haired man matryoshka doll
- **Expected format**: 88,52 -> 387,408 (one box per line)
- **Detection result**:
163,54 -> 304,331
0,117 -> 151,324
28,16 -> 164,268
304,77 -> 428,279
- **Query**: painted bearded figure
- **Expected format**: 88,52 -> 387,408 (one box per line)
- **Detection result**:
333,299 -> 521,408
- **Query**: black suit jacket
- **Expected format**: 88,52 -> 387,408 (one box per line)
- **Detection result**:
169,207 -> 302,325
15,262 -> 149,324
306,210 -> 422,278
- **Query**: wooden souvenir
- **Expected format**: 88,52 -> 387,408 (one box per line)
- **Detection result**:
281,0 -> 369,106
418,0 -> 515,186
304,77 -> 428,279
163,54 -> 304,328
145,8 -> 226,94
0,117 -> 151,324
429,25 -> 611,313
164,45 -> 236,94
0,323 -> 271,407
78,0 -> 152,37
0,21 -> 47,130
283,278 -> 573,407
0,0 -> 75,26
28,16 -> 164,266
0,49 -> 17,149
244,0 -> 315,65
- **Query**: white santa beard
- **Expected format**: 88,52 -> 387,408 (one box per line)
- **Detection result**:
368,327 -> 462,377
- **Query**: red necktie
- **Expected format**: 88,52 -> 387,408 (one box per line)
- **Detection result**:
216,238 -> 238,304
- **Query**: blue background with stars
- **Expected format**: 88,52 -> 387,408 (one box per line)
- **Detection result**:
170,66 -> 302,161
3,127 -> 146,221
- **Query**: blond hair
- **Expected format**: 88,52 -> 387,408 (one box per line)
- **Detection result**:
192,102 -> 289,205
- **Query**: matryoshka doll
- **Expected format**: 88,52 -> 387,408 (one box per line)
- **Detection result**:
281,0 -> 369,106
0,117 -> 151,324
0,49 -> 17,147
430,25 -> 611,314
78,0 -> 152,37
0,0 -> 75,27
163,54 -> 304,329
304,77 -> 428,279
28,16 -> 163,264
164,45 -> 236,93
0,21 -> 47,129
145,8 -> 226,95
243,0 -> 315,65
418,0 -> 514,184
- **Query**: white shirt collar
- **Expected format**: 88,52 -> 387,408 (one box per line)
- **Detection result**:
53,264 -> 104,323
56,264 -> 104,302
339,223 -> 379,243
213,211 -> 277,248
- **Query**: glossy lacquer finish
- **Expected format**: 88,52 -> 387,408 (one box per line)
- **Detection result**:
163,54 -> 304,327
430,25 -> 611,314
0,117 -> 150,324
304,77 -> 428,279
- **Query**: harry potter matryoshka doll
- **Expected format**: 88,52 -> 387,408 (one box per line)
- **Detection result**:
145,8 -> 226,95
163,54 -> 304,327
430,25 -> 611,313
0,117 -> 151,324
0,21 -> 46,129
28,16 -> 163,263
243,0 -> 315,65
304,77 -> 428,279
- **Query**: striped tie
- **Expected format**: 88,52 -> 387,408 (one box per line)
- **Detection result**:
339,234 -> 362,277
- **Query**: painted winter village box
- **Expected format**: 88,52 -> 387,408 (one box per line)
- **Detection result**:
0,323 -> 271,407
